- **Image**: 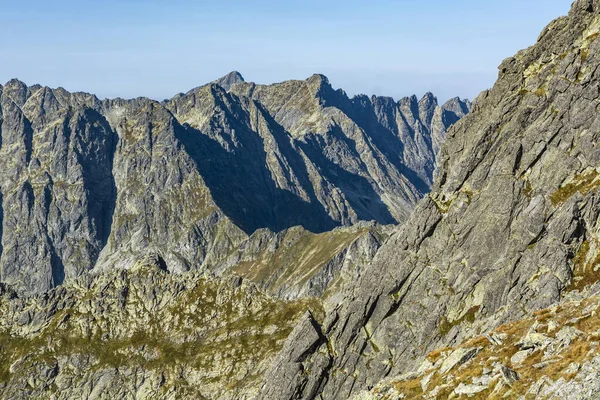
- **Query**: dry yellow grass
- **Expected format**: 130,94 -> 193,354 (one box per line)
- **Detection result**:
380,297 -> 600,399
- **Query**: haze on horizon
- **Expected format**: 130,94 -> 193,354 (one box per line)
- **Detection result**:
1,0 -> 570,103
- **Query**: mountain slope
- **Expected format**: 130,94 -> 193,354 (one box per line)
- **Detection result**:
260,1 -> 600,398
216,222 -> 392,300
0,84 -> 247,294
3,1 -> 600,399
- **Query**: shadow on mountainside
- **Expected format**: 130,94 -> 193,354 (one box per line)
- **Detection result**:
0,106 -> 118,290
174,121 -> 339,235
349,97 -> 433,194
76,109 -> 119,251
173,83 -> 402,234
352,108 -> 432,194
297,125 -> 398,225
53,108 -> 118,286
316,81 -> 433,194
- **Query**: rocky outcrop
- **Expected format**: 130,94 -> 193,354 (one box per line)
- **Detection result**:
0,86 -> 247,294
0,266 -> 323,400
260,1 -> 600,398
212,70 -> 245,91
0,82 -> 118,293
0,73 -> 466,295
4,0 -> 600,398
94,98 -> 247,276
354,288 -> 600,399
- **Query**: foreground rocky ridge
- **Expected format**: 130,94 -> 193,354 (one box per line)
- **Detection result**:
0,73 -> 467,295
259,1 -> 600,398
0,264 -> 323,399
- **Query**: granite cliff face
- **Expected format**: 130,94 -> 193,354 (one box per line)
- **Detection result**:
0,74 -> 467,296
167,73 -> 469,233
259,1 -> 600,398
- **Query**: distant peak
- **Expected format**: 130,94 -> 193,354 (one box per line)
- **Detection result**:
307,73 -> 329,85
398,94 -> 418,107
214,71 -> 245,91
4,78 -> 27,89
370,95 -> 395,107
225,70 -> 244,81
2,78 -> 29,106
304,74 -> 333,100
442,96 -> 472,115
419,92 -> 437,104
305,74 -> 332,92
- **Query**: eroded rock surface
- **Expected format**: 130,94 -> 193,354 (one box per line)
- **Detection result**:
354,290 -> 600,399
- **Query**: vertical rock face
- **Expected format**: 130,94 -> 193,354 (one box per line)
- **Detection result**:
224,75 -> 470,224
260,1 -> 600,398
94,98 -> 247,275
0,87 -> 248,294
0,83 -> 116,293
0,73 -> 467,295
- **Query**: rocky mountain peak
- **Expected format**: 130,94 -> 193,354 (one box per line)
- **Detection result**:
419,91 -> 437,106
0,31 -> 475,400
3,0 -> 600,399
2,78 -> 30,107
398,93 -> 419,107
442,96 -> 471,115
213,70 -> 245,90
0,70 -> 469,295
306,73 -> 330,87
4,78 -> 27,89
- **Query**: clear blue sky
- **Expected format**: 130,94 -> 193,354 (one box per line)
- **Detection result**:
1,0 -> 571,102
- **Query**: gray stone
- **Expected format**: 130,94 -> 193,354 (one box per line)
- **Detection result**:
511,349 -> 534,366
439,347 -> 481,374
454,382 -> 488,396
500,366 -> 520,384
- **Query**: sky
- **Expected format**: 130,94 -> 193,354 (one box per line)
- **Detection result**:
1,0 -> 572,103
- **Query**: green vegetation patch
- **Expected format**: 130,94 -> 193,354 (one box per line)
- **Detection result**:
534,85 -> 547,97
0,269 -> 323,395
581,48 -> 590,63
438,306 -> 481,336
550,170 -> 600,206
568,240 -> 600,292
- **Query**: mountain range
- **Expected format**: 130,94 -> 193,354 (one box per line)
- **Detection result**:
3,0 -> 600,399
0,72 -> 468,296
